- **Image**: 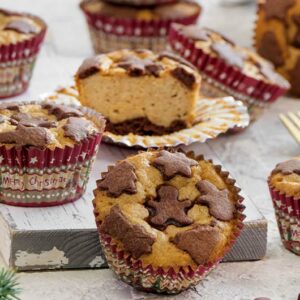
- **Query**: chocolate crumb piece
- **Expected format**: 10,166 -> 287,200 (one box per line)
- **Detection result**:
272,159 -> 300,175
97,161 -> 137,197
196,180 -> 235,221
147,185 -> 193,229
211,42 -> 246,69
63,117 -> 93,142
172,225 -> 221,265
11,113 -> 57,128
264,0 -> 295,22
152,150 -> 197,180
42,103 -> 83,120
0,102 -> 20,111
117,56 -> 164,77
4,19 -> 39,34
101,206 -> 155,259
171,66 -> 197,89
258,31 -> 284,67
158,51 -> 196,70
0,125 -> 53,147
106,117 -> 186,136
77,56 -> 101,79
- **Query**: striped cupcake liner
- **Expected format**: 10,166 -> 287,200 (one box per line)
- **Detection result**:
268,181 -> 300,255
93,152 -> 246,294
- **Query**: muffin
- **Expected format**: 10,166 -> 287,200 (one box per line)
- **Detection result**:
75,49 -> 201,136
169,24 -> 290,122
268,158 -> 300,255
0,8 -> 47,98
93,150 -> 245,293
255,0 -> 300,97
0,101 -> 105,207
79,0 -> 201,53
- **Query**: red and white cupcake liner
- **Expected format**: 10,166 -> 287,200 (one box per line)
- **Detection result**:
93,153 -> 246,294
268,181 -> 300,255
0,103 -> 106,207
80,0 -> 200,52
0,13 -> 47,98
102,0 -> 177,6
168,24 -> 289,107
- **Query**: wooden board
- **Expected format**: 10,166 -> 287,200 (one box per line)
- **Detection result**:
0,143 -> 267,271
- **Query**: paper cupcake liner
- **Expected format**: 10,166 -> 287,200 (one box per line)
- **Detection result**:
0,102 -> 106,207
88,26 -> 168,53
102,0 -> 177,6
41,86 -> 250,149
268,181 -> 300,255
168,24 -> 289,105
201,77 -> 266,123
80,0 -> 200,52
0,13 -> 47,98
93,152 -> 246,294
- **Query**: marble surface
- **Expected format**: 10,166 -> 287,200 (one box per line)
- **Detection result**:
0,0 -> 299,299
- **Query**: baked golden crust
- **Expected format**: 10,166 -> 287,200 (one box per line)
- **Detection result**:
75,49 -> 201,133
269,157 -> 300,199
80,0 -> 201,20
0,9 -> 44,45
93,150 -> 243,270
0,102 -> 102,149
255,0 -> 300,95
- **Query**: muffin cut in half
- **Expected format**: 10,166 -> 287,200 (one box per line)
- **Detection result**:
93,150 -> 245,294
75,49 -> 201,136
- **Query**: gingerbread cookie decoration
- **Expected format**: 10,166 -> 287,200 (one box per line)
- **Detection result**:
147,185 -> 193,229
101,206 -> 155,259
97,161 -> 138,197
63,117 -> 94,142
196,180 -> 235,221
152,150 -> 197,180
172,225 -> 221,264
11,113 -> 57,128
4,19 -> 39,34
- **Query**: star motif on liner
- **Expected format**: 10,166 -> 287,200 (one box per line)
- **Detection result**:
80,152 -> 87,160
117,55 -> 164,77
196,180 -> 235,221
171,225 -> 221,265
30,157 -> 38,165
97,161 -> 138,197
272,159 -> 300,175
152,150 -> 197,180
0,156 -> 4,164
147,185 -> 193,229
101,206 -> 155,259
264,0 -> 295,21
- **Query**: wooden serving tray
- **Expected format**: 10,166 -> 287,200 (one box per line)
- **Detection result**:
0,144 -> 267,271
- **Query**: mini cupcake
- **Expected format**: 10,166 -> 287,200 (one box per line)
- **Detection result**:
0,9 -> 47,98
268,158 -> 300,255
254,0 -> 300,97
169,24 -> 290,122
0,101 -> 105,207
93,150 -> 245,294
79,0 -> 201,53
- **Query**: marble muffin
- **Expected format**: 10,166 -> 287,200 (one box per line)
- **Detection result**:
0,9 -> 47,98
169,24 -> 290,121
75,49 -> 201,136
93,150 -> 245,293
0,101 -> 105,207
268,158 -> 300,255
255,0 -> 300,96
80,0 -> 201,53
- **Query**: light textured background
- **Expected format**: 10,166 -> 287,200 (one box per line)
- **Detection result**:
0,0 -> 299,299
